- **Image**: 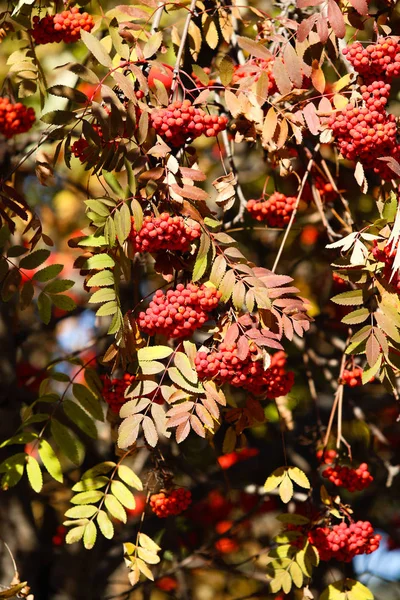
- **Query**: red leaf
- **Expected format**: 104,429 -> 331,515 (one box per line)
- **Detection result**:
327,0 -> 346,38
283,44 -> 302,88
225,323 -> 240,345
237,336 -> 250,360
272,57 -> 293,95
297,0 -> 324,6
378,157 -> 400,177
316,15 -> 329,44
303,102 -> 320,135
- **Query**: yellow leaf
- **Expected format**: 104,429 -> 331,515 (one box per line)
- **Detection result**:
279,474 -> 294,503
264,466 -> 286,492
288,467 -> 310,489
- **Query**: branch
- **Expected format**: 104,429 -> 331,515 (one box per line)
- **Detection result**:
170,0 -> 198,98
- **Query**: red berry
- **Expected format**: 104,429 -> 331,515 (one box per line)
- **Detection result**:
101,373 -> 136,414
0,98 -> 35,138
129,213 -> 201,254
31,8 -> 94,45
150,488 -> 192,517
308,521 -> 381,561
138,283 -> 221,339
343,37 -> 400,82
246,192 -> 297,228
196,346 -> 294,398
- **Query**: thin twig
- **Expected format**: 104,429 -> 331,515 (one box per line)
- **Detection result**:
170,0 -> 197,98
272,143 -> 320,272
150,1 -> 165,33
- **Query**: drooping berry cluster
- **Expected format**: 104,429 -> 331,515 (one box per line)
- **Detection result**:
308,521 -> 381,562
218,447 -> 259,470
246,193 -> 297,227
232,58 -> 278,95
150,100 -> 228,147
327,86 -> 398,179
138,283 -> 221,339
316,449 -> 337,465
150,488 -> 192,517
195,345 -> 294,398
322,462 -> 373,492
343,37 -> 400,83
101,373 -> 136,414
0,98 -> 35,138
129,213 -> 201,254
31,7 -> 94,45
342,366 -> 363,387
372,241 -> 400,292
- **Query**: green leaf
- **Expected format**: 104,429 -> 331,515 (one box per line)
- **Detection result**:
65,505 -> 98,519
80,30 -> 113,68
138,346 -> 173,361
103,171 -> 125,196
44,279 -> 75,294
139,533 -> 161,553
96,301 -> 118,317
38,439 -> 63,483
0,432 -> 37,448
168,367 -> 204,394
290,561 -> 303,588
110,480 -> 136,509
51,420 -> 80,465
50,294 -> 76,311
362,356 -> 382,385
331,289 -> 363,306
97,510 -> 114,539
114,202 -> 132,245
382,191 -> 397,222
66,525 -> 86,545
83,254 -> 115,270
118,465 -> 143,490
72,477 -> 109,492
279,474 -> 294,503
41,110 -> 76,125
26,455 -> 43,492
89,288 -> 116,304
82,462 -> 116,479
105,494 -> 127,523
83,520 -> 98,550
264,466 -> 286,492
0,453 -> 26,489
69,63 -> 100,84
78,234 -> 107,247
192,232 -> 210,282
33,264 -> 63,282
341,308 -> 370,325
131,199 -> 142,231
48,85 -> 88,103
71,490 -> 104,504
73,383 -> 104,421
63,400 -> 98,439
85,200 -> 112,217
276,514 -> 309,525
87,270 -> 115,287
174,352 -> 198,384
288,467 -> 310,489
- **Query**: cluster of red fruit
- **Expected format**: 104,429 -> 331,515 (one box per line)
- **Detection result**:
150,99 -> 228,147
138,283 -> 221,339
101,373 -> 136,414
214,520 -> 239,554
372,241 -> 400,292
129,213 -> 201,254
0,98 -> 35,138
328,81 -> 398,179
195,345 -> 294,398
150,488 -> 192,517
322,462 -> 373,492
31,7 -> 94,45
232,57 -> 278,95
342,366 -> 363,387
343,37 -> 400,82
246,193 -> 297,227
308,521 -> 381,562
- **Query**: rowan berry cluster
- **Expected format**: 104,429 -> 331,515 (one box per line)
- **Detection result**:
218,447 -> 259,470
316,449 -> 337,465
101,373 -> 136,414
195,345 -> 294,398
150,99 -> 228,147
138,283 -> 221,338
342,366 -> 363,387
343,37 -> 400,82
129,213 -> 201,254
71,124 -> 107,163
327,91 -> 398,179
332,272 -> 347,287
0,98 -> 35,138
232,58 -> 278,95
31,7 -> 94,45
322,462 -> 373,492
308,521 -> 381,562
246,192 -> 297,227
150,488 -> 192,517
214,521 -> 239,554
372,242 -> 400,292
